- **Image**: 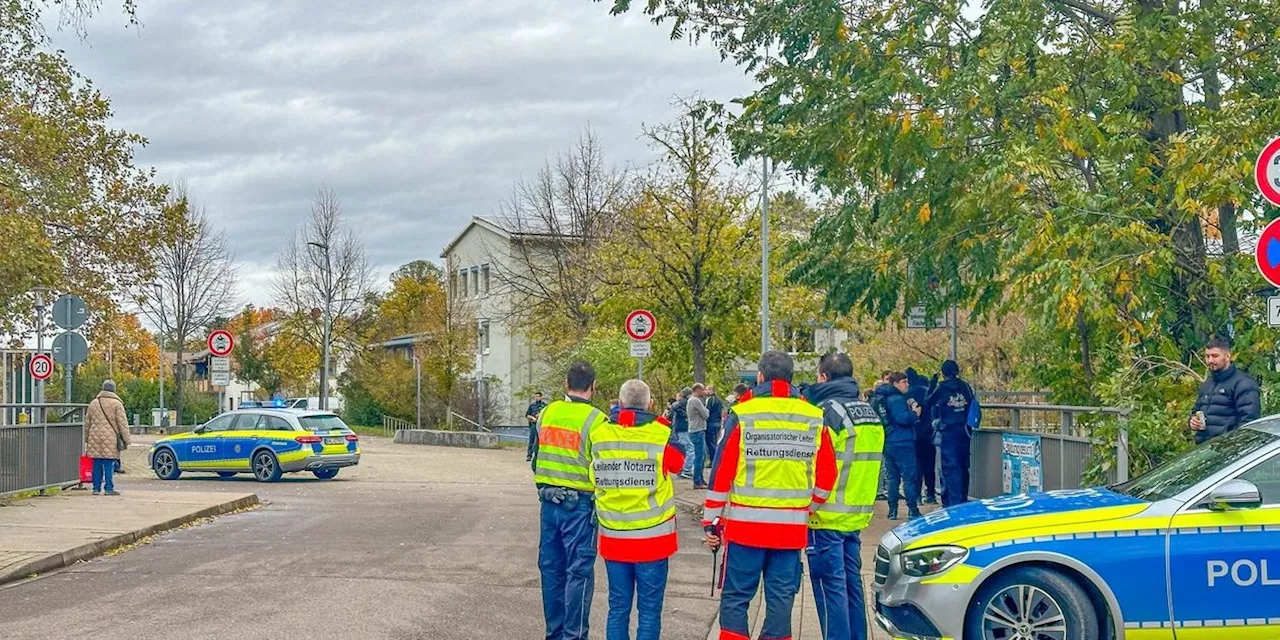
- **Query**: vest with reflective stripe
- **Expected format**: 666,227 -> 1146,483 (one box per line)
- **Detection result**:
588,420 -> 676,538
810,399 -> 884,532
533,400 -> 604,492
730,395 -> 825,511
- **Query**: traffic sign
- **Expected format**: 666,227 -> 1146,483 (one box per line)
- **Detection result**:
52,295 -> 87,330
1256,218 -> 1280,287
1256,137 -> 1280,207
210,356 -> 230,372
906,305 -> 948,330
211,370 -> 231,387
28,354 -> 53,381
625,310 -> 656,341
208,329 -> 234,357
51,331 -> 88,366
1269,297 -> 1280,327
630,340 -> 652,358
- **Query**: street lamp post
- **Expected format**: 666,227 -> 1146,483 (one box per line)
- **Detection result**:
413,355 -> 422,429
761,157 -> 771,354
308,241 -> 333,411
149,283 -> 168,427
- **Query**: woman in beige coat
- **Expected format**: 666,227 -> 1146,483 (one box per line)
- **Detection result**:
85,380 -> 131,495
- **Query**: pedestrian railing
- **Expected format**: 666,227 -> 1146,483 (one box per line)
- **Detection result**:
0,403 -> 88,499
968,402 -> 1131,499
381,415 -> 414,438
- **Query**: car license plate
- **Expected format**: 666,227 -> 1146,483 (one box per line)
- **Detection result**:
323,437 -> 345,445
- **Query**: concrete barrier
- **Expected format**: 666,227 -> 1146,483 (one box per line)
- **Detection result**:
393,429 -> 500,449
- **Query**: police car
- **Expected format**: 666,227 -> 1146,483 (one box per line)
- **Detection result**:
874,417 -> 1280,640
149,408 -> 361,482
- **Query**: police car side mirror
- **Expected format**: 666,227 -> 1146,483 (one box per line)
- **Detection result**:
1204,479 -> 1262,511
193,425 -> 206,434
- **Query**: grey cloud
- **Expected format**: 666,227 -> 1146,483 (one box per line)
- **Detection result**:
57,0 -> 752,306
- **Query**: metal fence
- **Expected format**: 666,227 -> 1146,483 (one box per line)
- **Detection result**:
968,402 -> 1130,499
0,404 -> 87,499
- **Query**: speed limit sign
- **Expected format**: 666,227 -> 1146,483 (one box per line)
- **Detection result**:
29,354 -> 53,381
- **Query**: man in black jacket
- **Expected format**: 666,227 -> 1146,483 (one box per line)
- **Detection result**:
1189,338 -> 1260,445
704,385 -> 724,454
905,368 -> 936,505
926,360 -> 975,508
525,392 -> 547,462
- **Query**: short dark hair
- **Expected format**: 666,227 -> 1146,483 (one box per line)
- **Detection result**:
534,391 -> 543,397
1206,337 -> 1232,352
888,372 -> 908,384
759,350 -> 795,382
733,383 -> 750,396
819,352 -> 854,380
565,360 -> 596,392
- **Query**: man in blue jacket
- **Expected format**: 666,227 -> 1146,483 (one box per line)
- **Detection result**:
927,360 -> 976,507
873,372 -> 921,520
905,368 -> 936,504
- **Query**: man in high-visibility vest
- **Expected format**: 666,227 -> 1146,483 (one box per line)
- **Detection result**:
804,353 -> 884,640
589,379 -> 687,640
532,360 -> 607,640
704,350 -> 837,640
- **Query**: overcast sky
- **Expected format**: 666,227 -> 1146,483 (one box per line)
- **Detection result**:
55,0 -> 754,307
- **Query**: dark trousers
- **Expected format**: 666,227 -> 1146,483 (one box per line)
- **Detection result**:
91,458 -> 116,493
705,425 -> 721,462
914,438 -> 937,501
527,423 -> 538,459
719,542 -> 802,640
605,558 -> 669,640
806,529 -> 867,640
884,442 -> 920,515
538,494 -> 597,640
940,430 -> 971,507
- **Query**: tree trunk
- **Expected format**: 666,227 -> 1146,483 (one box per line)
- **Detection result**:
1198,0 -> 1240,255
175,345 -> 184,426
691,331 -> 707,384
1074,308 -> 1096,392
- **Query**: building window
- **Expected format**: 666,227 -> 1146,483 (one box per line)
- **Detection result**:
481,264 -> 490,295
479,320 -> 491,353
470,266 -> 480,296
458,269 -> 468,299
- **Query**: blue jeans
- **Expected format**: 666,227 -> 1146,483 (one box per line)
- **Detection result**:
690,432 -> 707,486
91,458 -> 116,493
527,424 -> 538,459
605,558 -> 669,640
720,542 -> 802,640
884,442 -> 920,515
939,430 -> 971,507
538,491 -> 597,640
675,432 -> 694,476
807,529 -> 866,640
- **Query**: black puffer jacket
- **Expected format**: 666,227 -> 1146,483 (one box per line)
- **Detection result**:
1191,364 -> 1260,444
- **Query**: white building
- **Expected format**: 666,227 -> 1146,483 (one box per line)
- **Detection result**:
439,216 -> 550,425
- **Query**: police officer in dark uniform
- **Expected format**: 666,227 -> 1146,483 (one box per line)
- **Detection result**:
525,391 -> 548,462
926,360 -> 975,508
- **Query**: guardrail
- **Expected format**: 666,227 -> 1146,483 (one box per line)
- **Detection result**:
380,415 -> 414,438
0,403 -> 88,499
968,402 -> 1131,499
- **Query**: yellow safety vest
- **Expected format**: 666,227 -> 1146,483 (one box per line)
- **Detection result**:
589,418 -> 676,538
809,399 -> 884,532
533,400 -> 605,492
724,393 -> 824,526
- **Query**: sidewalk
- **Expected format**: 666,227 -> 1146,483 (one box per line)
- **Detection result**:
0,489 -> 258,586
674,484 -> 929,640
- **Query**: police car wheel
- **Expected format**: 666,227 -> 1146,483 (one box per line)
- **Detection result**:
152,448 -> 181,481
965,566 -> 1098,640
252,451 -> 283,482
313,468 -> 339,480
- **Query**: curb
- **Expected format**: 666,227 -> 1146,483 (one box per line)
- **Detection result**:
0,493 -> 260,587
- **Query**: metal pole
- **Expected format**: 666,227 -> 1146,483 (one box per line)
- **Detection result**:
34,292 -> 45,422
476,320 -> 485,430
1117,411 -> 1131,483
157,289 -> 166,426
949,304 -> 959,361
321,247 -> 332,411
637,357 -> 644,381
761,158 -> 771,354
414,356 -> 422,429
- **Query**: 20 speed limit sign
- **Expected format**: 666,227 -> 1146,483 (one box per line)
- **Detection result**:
625,310 -> 657,341
29,354 -> 53,381
207,329 -> 235,357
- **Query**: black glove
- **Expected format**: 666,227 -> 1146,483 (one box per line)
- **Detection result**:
538,486 -> 565,504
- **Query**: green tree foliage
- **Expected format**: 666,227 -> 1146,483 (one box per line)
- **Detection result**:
604,0 -> 1280,474
1,1 -> 165,332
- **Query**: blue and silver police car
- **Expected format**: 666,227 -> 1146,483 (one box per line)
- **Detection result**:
148,408 -> 361,482
874,418 -> 1280,640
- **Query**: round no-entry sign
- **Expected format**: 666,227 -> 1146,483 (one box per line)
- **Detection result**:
208,329 -> 235,357
1256,218 -> 1280,287
29,354 -> 53,381
625,310 -> 656,341
1256,137 -> 1280,207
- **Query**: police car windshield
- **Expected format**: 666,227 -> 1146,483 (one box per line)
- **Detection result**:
1112,427 -> 1277,502
298,415 -> 349,431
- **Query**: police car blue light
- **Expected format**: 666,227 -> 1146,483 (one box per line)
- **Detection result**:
873,418 -> 1280,640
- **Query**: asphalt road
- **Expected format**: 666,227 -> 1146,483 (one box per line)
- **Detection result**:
0,436 -> 721,639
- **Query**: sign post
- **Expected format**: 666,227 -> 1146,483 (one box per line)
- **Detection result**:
208,330 -> 235,414
625,310 -> 657,380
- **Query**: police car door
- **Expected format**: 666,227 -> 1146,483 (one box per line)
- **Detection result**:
1166,452 -> 1280,637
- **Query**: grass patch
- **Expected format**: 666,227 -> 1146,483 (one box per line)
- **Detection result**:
348,425 -> 392,438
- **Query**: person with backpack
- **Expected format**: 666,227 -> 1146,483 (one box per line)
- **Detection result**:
873,372 -> 921,520
926,360 -> 977,507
